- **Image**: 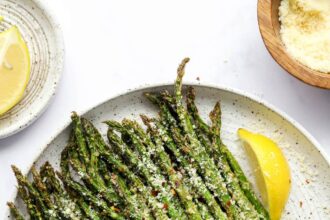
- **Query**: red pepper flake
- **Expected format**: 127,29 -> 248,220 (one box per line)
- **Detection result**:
299,201 -> 303,208
226,200 -> 232,207
151,190 -> 159,197
163,203 -> 169,210
305,179 -> 310,184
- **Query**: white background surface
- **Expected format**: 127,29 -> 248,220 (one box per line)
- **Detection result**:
1,0 -> 330,218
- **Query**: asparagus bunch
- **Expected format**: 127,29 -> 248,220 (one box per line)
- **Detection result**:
186,86 -> 269,219
105,121 -> 187,220
141,115 -> 227,220
8,58 -> 269,220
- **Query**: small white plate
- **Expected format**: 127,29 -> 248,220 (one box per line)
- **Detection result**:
7,84 -> 330,219
0,0 -> 64,138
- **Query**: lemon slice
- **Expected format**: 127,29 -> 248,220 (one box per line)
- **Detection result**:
238,128 -> 291,220
0,26 -> 30,115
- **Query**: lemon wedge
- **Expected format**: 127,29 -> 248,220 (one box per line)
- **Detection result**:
0,26 -> 30,115
238,128 -> 291,220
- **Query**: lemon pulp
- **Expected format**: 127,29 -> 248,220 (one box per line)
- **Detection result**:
238,128 -> 291,220
0,26 -> 30,115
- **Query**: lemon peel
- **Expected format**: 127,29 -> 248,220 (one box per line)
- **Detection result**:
238,128 -> 291,220
0,26 -> 30,115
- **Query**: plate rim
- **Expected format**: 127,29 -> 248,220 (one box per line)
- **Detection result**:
5,82 -> 330,216
0,0 -> 65,139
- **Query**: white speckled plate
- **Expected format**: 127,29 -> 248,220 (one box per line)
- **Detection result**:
7,84 -> 330,219
0,0 -> 64,138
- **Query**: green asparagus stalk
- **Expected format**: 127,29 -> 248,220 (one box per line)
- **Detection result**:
126,120 -> 191,219
69,156 -> 123,208
81,117 -> 154,220
147,108 -> 245,218
73,199 -> 100,220
141,115 -> 227,219
107,120 -> 188,219
137,117 -> 202,220
185,87 -> 210,135
164,58 -> 260,218
31,167 -> 54,211
100,151 -> 165,219
59,134 -> 114,219
70,114 -> 124,209
105,123 -> 171,220
78,118 -> 104,190
60,178 -> 101,220
145,90 -> 239,216
80,118 -> 123,206
60,137 -> 100,219
60,133 -> 74,179
110,172 -> 148,219
71,112 -> 90,165
57,171 -> 125,220
98,158 -> 112,188
210,106 -> 269,219
39,162 -> 63,195
187,87 -> 269,219
127,118 -> 204,220
186,88 -> 262,219
143,115 -> 227,220
81,118 -> 109,153
39,162 -> 83,220
194,200 -> 214,220
7,202 -> 24,220
178,169 -> 214,220
12,170 -> 42,220
11,165 -> 55,219
98,152 -> 145,220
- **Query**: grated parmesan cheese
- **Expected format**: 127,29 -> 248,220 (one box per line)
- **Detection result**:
279,0 -> 330,73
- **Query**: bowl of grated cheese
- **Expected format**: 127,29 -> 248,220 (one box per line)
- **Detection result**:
257,0 -> 330,89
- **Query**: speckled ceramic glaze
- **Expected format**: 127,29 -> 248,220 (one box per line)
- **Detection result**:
0,0 -> 64,138
8,84 -> 330,219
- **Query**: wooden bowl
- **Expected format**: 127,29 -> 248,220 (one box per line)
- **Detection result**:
257,0 -> 330,89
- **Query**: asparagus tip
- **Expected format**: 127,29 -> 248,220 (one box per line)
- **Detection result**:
31,166 -> 38,174
177,57 -> 190,78
187,86 -> 196,100
11,165 -> 22,177
71,111 -> 79,120
144,92 -> 161,105
139,114 -> 150,124
121,118 -> 130,125
104,120 -> 122,130
43,161 -> 52,168
209,101 -> 221,121
7,201 -> 14,207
